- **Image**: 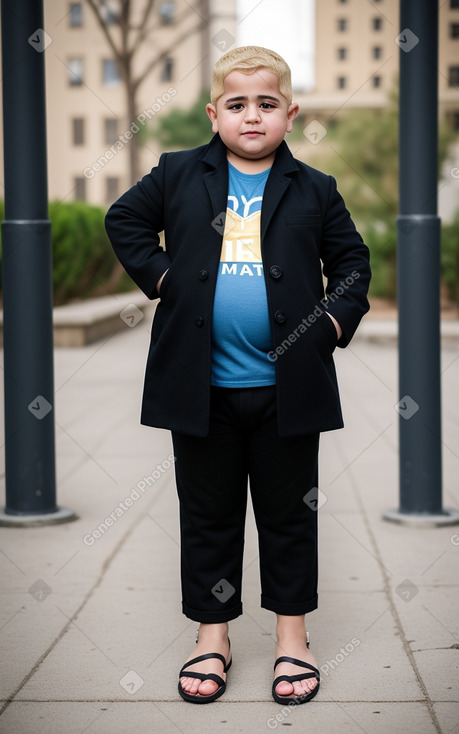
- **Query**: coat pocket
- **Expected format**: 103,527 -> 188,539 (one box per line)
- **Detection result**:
315,311 -> 338,361
158,267 -> 172,299
151,301 -> 167,344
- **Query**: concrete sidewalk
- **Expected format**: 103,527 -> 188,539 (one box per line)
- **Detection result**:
0,313 -> 458,734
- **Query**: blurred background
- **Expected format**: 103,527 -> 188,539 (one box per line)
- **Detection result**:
0,0 -> 458,309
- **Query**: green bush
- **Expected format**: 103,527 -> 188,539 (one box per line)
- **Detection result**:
441,212 -> 459,306
361,224 -> 397,300
1,196 -> 458,308
0,200 -> 121,305
360,214 -> 459,307
154,90 -> 212,149
49,200 -> 118,303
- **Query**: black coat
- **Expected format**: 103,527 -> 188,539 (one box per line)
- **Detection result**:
105,133 -> 371,437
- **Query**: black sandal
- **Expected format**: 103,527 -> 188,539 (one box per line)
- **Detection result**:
272,633 -> 320,705
178,632 -> 232,704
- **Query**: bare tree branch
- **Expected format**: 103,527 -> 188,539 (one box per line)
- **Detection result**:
119,0 -> 133,67
83,0 -> 209,184
130,0 -> 156,51
84,0 -> 123,64
132,19 -> 207,92
130,3 -> 201,56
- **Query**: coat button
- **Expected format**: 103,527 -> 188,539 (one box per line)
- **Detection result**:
270,265 -> 283,279
274,310 -> 287,324
195,316 -> 204,327
198,270 -> 209,280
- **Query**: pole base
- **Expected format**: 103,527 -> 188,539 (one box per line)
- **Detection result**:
383,508 -> 459,527
0,506 -> 78,527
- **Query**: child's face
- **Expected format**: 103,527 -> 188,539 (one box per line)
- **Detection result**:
206,69 -> 299,168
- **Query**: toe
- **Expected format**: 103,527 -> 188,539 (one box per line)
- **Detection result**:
180,675 -> 219,698
180,676 -> 199,695
292,678 -> 317,697
190,679 -> 201,695
292,681 -> 308,697
275,680 -> 294,696
197,679 -> 219,696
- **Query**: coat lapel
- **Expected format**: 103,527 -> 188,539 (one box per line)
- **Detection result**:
199,134 -> 300,238
261,141 -> 299,240
200,134 -> 229,220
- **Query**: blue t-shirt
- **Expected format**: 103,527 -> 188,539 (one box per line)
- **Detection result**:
211,162 -> 276,387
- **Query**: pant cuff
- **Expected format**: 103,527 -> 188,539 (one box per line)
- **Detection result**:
261,594 -> 318,615
182,600 -> 243,623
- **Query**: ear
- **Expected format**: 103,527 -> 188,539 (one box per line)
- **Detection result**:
286,102 -> 300,133
206,103 -> 219,133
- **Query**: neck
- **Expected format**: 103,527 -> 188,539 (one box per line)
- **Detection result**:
226,150 -> 275,174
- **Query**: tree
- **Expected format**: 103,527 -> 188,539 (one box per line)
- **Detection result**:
84,0 -> 207,184
307,90 -> 456,300
155,90 -> 212,148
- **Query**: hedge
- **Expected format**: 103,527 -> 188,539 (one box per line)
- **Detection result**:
0,200 -> 127,304
0,200 -> 458,307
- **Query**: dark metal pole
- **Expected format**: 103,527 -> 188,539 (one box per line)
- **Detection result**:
0,0 -> 75,525
384,0 -> 458,525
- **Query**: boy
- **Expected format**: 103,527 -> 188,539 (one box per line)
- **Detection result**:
105,46 -> 371,705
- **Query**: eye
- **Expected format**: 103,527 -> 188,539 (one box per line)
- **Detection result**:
260,103 -> 275,109
228,103 -> 244,110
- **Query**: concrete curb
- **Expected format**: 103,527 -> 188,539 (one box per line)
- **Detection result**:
1,293 -> 458,348
0,292 -> 154,347
355,317 -> 459,345
0,319 -> 458,733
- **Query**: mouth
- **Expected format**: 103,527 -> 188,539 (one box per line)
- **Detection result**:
243,131 -> 263,138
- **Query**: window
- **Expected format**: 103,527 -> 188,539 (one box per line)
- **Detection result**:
74,177 -> 86,201
372,75 -> 382,88
69,2 -> 83,27
450,23 -> 459,38
337,47 -> 347,60
446,110 -> 459,130
337,18 -> 348,31
337,76 -> 347,89
106,177 -> 120,203
448,66 -> 459,86
372,17 -> 383,31
101,0 -> 120,25
373,46 -> 382,59
105,118 -> 119,145
159,1 -> 175,24
103,59 -> 121,87
68,58 -> 84,86
72,118 -> 85,145
161,57 -> 174,82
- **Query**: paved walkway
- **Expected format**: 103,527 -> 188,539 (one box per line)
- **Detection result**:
0,311 -> 458,733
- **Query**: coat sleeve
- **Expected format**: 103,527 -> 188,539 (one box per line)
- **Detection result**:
320,175 -> 371,347
105,154 -> 172,300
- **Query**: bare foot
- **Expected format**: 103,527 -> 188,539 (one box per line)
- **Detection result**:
274,633 -> 319,700
179,624 -> 231,699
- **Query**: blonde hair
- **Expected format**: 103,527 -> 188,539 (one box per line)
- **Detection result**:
210,46 -> 292,106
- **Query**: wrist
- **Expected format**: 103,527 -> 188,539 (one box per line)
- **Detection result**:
156,269 -> 169,294
326,312 -> 342,340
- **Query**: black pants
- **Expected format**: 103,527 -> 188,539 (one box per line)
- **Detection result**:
171,385 -> 320,623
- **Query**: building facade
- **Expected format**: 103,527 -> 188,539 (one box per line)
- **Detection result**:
0,0 -> 457,207
297,0 -> 459,128
0,0 -> 237,207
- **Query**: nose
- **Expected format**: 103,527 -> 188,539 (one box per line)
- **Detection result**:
244,104 -> 261,123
